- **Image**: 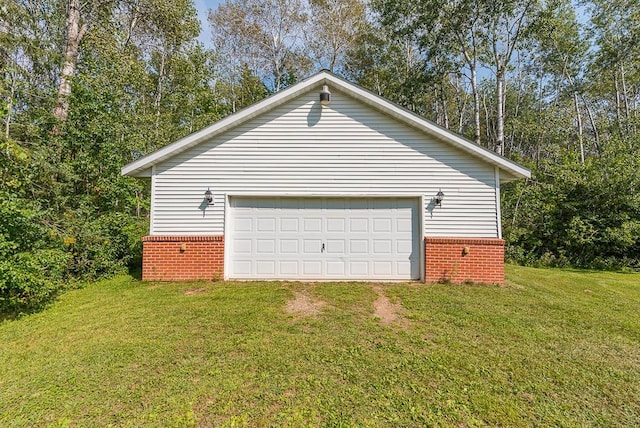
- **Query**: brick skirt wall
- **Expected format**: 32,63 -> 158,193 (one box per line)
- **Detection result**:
140,235 -> 503,283
141,236 -> 224,281
425,237 -> 505,284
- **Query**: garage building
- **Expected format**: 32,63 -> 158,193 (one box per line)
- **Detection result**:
122,71 -> 530,283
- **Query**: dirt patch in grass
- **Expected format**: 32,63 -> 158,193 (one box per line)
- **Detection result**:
372,285 -> 409,327
285,290 -> 326,317
184,288 -> 207,296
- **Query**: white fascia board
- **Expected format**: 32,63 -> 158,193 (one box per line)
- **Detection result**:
321,73 -> 531,180
121,73 -> 330,177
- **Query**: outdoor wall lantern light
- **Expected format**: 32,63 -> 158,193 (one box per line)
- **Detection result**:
320,84 -> 331,106
435,190 -> 445,206
204,188 -> 214,205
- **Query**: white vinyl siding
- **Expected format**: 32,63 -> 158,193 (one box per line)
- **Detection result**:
152,89 -> 498,238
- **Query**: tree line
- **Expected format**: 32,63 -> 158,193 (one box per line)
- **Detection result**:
1,0 -> 638,313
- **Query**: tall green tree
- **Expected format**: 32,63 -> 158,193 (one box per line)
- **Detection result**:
374,0 -> 488,144
208,0 -> 310,93
1,0 -> 227,312
374,0 -> 542,153
587,0 -> 640,135
305,0 -> 367,72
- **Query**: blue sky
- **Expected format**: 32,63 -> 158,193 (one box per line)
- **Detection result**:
194,0 -> 222,46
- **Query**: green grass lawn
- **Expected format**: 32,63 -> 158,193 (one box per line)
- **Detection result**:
1,265 -> 639,427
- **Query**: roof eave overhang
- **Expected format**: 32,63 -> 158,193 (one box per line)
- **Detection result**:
121,71 -> 531,180
328,76 -> 531,180
121,73 -> 330,177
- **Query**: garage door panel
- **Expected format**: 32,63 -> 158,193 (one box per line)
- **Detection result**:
303,218 -> 322,232
280,239 -> 299,253
349,261 -> 369,276
303,239 -> 322,254
232,260 -> 252,275
350,240 -> 369,254
256,239 -> 275,254
374,261 -> 393,276
279,261 -> 299,275
349,218 -> 369,232
280,218 -> 299,232
396,239 -> 412,254
303,260 -> 322,275
373,239 -> 392,254
234,239 -> 252,253
326,218 -> 345,232
397,218 -> 412,233
230,197 -> 419,280
326,239 -> 345,254
327,260 -> 345,276
234,217 -> 253,232
396,260 -> 409,275
257,218 -> 276,232
256,260 -> 275,275
373,218 -> 392,232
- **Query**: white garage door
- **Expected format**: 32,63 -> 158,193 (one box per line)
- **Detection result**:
228,197 -> 420,280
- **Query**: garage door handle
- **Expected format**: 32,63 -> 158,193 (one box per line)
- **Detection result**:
321,243 -> 325,252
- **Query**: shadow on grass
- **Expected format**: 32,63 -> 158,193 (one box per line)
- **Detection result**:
0,294 -> 60,323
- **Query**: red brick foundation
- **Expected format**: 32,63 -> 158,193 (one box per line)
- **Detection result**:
141,236 -> 224,281
425,237 -> 505,284
140,235 -> 503,283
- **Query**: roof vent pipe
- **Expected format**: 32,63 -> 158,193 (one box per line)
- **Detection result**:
320,85 -> 331,106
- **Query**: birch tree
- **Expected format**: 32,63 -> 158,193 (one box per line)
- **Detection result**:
482,0 -> 539,155
374,0 -> 491,145
531,0 -> 593,162
208,0 -> 310,92
588,0 -> 640,134
305,0 -> 366,72
53,0 -> 119,126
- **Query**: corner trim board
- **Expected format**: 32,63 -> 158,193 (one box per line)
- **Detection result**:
150,165 -> 156,235
495,166 -> 502,239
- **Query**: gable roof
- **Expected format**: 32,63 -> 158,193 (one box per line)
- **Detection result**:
121,70 -> 530,180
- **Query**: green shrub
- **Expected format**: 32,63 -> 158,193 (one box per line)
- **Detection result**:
0,194 -> 72,314
62,212 -> 147,279
0,249 -> 71,314
502,141 -> 640,270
